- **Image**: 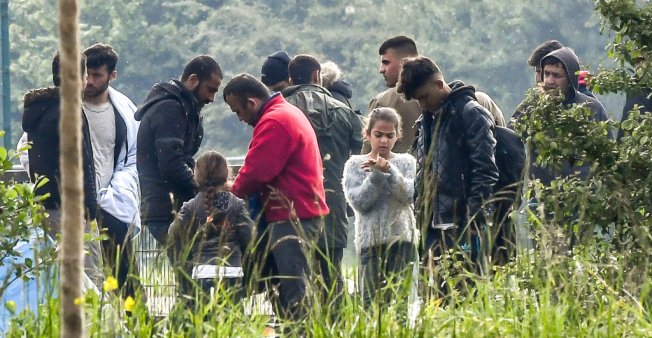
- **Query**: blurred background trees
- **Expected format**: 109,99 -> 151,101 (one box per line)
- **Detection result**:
7,0 -> 620,155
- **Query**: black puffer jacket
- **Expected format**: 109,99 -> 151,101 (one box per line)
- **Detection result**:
414,81 -> 498,230
135,80 -> 204,224
22,87 -> 97,219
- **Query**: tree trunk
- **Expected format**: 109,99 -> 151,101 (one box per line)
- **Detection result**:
58,0 -> 84,337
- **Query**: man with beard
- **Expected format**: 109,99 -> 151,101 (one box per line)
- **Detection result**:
367,36 -> 421,153
223,73 -> 328,321
21,52 -> 105,290
511,47 -> 609,185
82,43 -> 141,297
135,55 -> 222,246
282,54 -> 363,300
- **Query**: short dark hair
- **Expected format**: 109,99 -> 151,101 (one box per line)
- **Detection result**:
181,55 -> 223,82
398,56 -> 442,101
288,54 -> 321,85
222,73 -> 270,106
541,56 -> 565,70
83,43 -> 118,72
527,40 -> 564,67
52,51 -> 86,87
379,35 -> 419,57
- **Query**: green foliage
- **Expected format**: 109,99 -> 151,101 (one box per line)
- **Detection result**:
3,250 -> 651,337
512,0 -> 652,280
592,0 -> 652,96
0,138 -> 54,300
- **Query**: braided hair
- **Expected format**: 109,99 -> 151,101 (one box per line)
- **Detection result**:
193,151 -> 230,237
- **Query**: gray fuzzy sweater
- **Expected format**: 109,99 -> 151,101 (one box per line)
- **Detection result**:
343,153 -> 418,251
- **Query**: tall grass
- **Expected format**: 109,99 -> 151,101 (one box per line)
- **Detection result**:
3,218 -> 651,337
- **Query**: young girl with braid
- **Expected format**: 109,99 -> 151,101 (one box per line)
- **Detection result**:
343,107 -> 419,308
169,151 -> 253,303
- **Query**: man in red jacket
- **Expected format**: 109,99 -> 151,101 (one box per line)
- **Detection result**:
224,73 -> 329,321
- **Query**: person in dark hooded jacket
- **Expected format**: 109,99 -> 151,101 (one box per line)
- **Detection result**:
21,52 -> 104,289
135,55 -> 223,245
321,61 -> 359,114
282,54 -> 363,300
511,47 -> 610,185
398,56 -> 499,270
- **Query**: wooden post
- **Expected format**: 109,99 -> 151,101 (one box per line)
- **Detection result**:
58,0 -> 85,336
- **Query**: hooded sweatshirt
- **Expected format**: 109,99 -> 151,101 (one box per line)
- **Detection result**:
540,47 -> 609,121
135,80 -> 204,224
527,47 -> 611,184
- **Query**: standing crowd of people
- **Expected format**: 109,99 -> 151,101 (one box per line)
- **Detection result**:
16,35 -> 648,325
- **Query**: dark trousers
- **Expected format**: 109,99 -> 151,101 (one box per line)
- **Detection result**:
265,218 -> 321,321
99,210 -> 141,298
145,222 -> 170,247
315,246 -> 344,301
422,227 -> 482,263
421,227 -> 483,300
196,277 -> 244,304
359,241 -> 417,307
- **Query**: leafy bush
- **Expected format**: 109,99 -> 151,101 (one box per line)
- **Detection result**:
0,137 -> 54,301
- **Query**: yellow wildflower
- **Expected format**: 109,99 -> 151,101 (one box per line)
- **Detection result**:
103,276 -> 119,292
124,296 -> 136,312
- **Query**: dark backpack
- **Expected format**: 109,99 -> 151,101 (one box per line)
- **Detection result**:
460,100 -> 526,219
459,99 -> 525,263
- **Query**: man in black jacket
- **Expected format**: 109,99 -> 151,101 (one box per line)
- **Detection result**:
282,54 -> 363,298
398,56 -> 499,268
21,52 -> 104,289
135,55 -> 222,245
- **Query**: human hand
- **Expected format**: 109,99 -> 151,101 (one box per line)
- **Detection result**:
361,155 -> 391,173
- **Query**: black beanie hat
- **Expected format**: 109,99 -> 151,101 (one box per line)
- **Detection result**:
261,51 -> 290,86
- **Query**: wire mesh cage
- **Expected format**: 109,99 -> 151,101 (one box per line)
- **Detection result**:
134,225 -> 176,316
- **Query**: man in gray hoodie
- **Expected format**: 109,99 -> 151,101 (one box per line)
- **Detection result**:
513,47 -> 610,185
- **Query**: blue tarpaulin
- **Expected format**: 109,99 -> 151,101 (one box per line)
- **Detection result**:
0,230 -> 56,333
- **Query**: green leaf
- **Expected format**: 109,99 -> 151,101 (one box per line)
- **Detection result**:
5,188 -> 17,200
639,136 -> 648,145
